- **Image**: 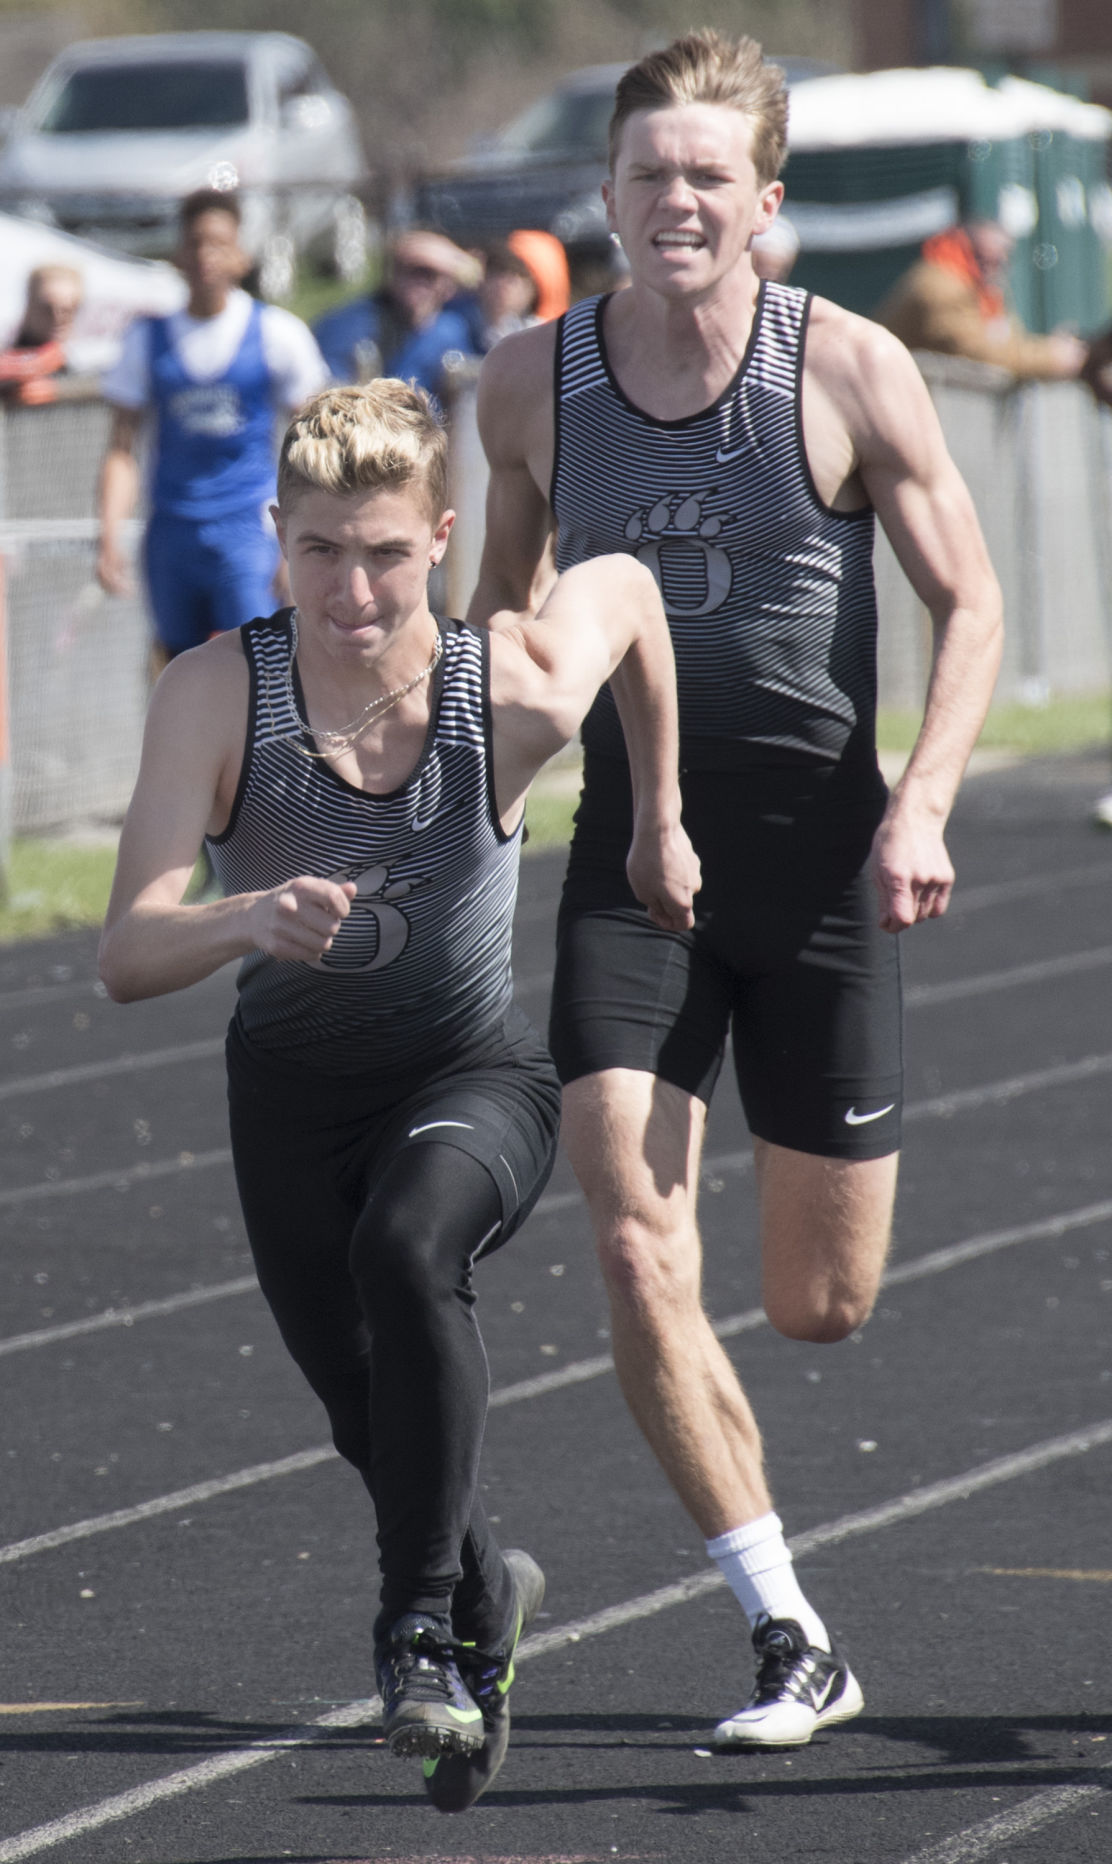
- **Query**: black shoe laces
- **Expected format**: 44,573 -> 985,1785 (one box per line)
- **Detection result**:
755,1632 -> 799,1690
383,1629 -> 458,1707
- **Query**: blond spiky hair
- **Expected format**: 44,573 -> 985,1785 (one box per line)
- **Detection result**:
277,380 -> 449,522
609,29 -> 789,185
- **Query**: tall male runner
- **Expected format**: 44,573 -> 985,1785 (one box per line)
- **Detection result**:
99,380 -> 697,1811
468,30 -> 1003,1748
97,189 -> 327,663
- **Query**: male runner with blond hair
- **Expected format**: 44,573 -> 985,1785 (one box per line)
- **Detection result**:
100,379 -> 698,1809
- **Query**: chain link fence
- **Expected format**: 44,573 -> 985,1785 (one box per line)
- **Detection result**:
0,397 -> 148,836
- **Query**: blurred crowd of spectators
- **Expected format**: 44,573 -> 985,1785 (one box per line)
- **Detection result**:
312,224 -> 582,400
3,195 -> 1111,821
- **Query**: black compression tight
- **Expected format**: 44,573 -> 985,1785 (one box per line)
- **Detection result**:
232,1127 -> 515,1648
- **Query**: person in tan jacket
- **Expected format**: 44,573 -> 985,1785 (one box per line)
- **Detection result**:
876,220 -> 1087,379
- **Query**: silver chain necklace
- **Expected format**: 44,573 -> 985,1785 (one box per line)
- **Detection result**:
280,609 -> 442,759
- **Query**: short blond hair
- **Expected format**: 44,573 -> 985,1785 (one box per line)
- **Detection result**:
609,30 -> 789,185
277,380 -> 448,522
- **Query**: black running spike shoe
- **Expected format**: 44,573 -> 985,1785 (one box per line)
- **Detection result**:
713,1614 -> 865,1749
423,1549 -> 546,1813
375,1613 -> 484,1760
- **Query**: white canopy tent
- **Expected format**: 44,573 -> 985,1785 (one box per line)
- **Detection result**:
0,211 -> 184,371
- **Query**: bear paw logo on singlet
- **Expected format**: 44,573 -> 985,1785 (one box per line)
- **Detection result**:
624,491 -> 735,618
319,862 -> 421,973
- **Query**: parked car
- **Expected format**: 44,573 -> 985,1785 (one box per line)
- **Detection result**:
0,31 -> 368,299
413,57 -> 837,255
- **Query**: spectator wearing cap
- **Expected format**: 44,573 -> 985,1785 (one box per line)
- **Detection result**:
465,230 -> 573,355
505,230 -> 571,324
313,229 -> 482,399
0,263 -> 84,404
875,219 -> 1087,379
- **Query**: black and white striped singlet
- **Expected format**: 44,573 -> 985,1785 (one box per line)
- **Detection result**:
207,613 -> 521,1076
552,281 -> 879,769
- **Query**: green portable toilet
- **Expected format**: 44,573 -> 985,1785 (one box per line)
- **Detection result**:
996,76 -> 1112,335
780,66 -> 1110,332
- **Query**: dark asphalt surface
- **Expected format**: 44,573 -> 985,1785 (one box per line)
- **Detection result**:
1,749 -> 1111,1864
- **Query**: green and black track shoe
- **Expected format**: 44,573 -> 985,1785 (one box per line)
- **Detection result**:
423,1549 -> 546,1813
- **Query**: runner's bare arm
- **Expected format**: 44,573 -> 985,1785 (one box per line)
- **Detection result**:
96,405 -> 143,596
811,310 -> 1003,933
490,557 -> 700,931
465,325 -> 559,630
98,640 -> 356,1000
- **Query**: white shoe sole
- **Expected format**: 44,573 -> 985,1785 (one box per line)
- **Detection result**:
713,1669 -> 865,1750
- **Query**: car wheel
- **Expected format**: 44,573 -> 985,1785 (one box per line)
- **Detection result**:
257,230 -> 297,301
330,194 -> 367,281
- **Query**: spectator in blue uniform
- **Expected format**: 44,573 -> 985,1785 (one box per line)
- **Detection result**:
313,228 -> 481,397
97,188 -> 328,665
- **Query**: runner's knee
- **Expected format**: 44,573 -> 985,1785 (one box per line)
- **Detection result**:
763,1279 -> 875,1344
594,1210 -> 703,1324
349,1145 -> 500,1319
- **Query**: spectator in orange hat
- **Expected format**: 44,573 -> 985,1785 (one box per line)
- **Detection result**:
506,229 -> 571,323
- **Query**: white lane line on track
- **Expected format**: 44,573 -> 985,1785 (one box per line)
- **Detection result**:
0,1149 -> 234,1211
0,1693 -> 382,1864
521,1416 -> 1112,1648
4,1197 -> 1111,1564
904,943 -> 1112,1006
4,1045 -> 1112,1219
907,1050 -> 1112,1119
0,1449 -> 336,1566
1,1419 -> 1110,1862
895,1763 -> 1112,1864
6,929 -> 1112,1106
0,1277 -> 260,1360
952,862 -> 1112,914
2,1176 -> 1110,1380
0,1038 -> 223,1102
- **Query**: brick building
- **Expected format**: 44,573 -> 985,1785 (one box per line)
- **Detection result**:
849,1 -> 1112,107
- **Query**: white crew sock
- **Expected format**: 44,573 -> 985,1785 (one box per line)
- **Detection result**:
706,1511 -> 830,1651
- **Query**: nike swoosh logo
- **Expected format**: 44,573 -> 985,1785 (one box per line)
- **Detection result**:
411,813 -> 435,832
811,1672 -> 841,1712
716,443 -> 747,463
844,1103 -> 896,1125
408,1120 -> 475,1137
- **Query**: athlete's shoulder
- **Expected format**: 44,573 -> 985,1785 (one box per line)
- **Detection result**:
805,293 -> 923,395
258,299 -> 314,341
478,317 -> 559,398
257,301 -> 329,392
143,627 -> 249,755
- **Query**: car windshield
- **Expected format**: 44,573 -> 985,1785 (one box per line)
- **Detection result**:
493,88 -> 613,159
36,61 -> 250,133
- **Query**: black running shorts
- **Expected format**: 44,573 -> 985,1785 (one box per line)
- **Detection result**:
549,753 -> 903,1161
